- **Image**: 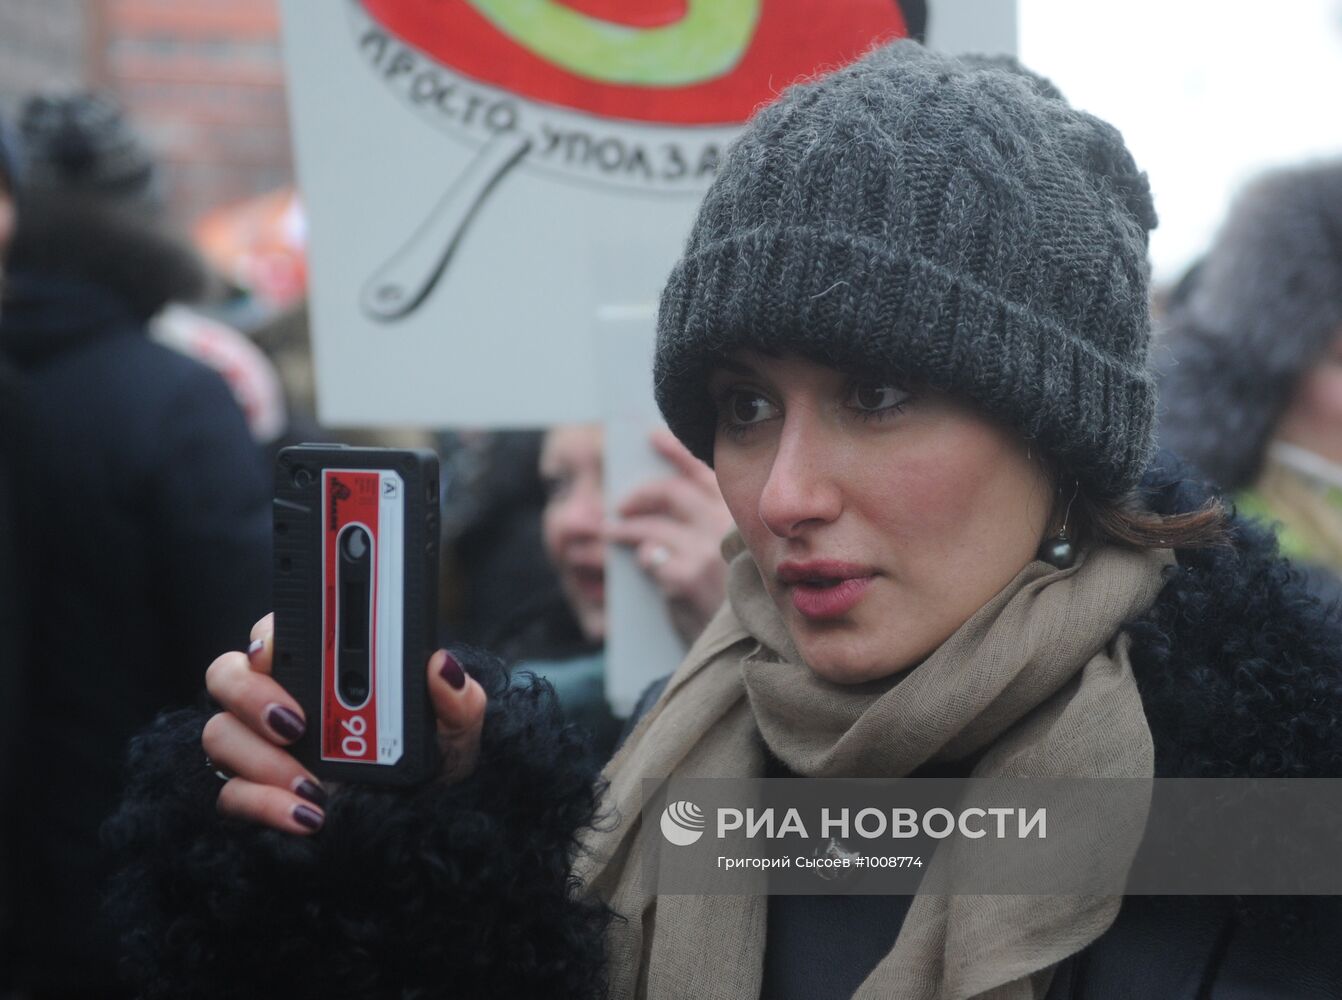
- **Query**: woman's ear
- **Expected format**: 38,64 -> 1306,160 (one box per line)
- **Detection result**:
1030,452 -> 1064,537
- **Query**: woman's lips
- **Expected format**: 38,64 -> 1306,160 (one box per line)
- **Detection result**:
789,576 -> 873,619
569,565 -> 605,603
777,560 -> 877,620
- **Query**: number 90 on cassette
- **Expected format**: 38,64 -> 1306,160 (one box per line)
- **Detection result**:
273,444 -> 440,786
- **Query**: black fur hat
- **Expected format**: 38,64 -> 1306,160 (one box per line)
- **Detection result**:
1157,160 -> 1342,490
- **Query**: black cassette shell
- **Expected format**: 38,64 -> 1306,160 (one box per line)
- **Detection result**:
273,444 -> 440,786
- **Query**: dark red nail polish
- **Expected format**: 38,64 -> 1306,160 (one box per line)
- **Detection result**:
293,804 -> 323,831
266,704 -> 305,741
439,651 -> 466,690
295,778 -> 327,807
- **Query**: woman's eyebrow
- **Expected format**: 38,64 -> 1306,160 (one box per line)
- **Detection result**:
712,359 -> 756,377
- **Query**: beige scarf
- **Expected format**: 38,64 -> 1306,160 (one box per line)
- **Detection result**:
577,536 -> 1171,1000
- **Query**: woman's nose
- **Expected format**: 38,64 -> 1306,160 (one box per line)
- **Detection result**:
756,416 -> 843,538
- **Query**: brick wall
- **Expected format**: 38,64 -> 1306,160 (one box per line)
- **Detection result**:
0,0 -> 294,227
106,0 -> 293,225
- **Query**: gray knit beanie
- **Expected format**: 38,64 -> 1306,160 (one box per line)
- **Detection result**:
1156,160 -> 1342,491
18,91 -> 161,209
654,40 -> 1158,500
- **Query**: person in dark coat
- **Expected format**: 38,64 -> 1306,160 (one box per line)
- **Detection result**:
0,92 -> 271,998
106,44 -> 1342,999
0,109 -> 32,1000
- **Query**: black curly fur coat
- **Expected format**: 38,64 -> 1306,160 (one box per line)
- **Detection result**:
104,456 -> 1342,1000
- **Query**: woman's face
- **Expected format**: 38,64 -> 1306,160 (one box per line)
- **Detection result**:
708,352 -> 1052,684
540,424 -> 607,641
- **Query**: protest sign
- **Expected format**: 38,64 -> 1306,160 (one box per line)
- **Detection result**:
281,0 -> 929,425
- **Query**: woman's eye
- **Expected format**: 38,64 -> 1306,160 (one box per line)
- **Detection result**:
541,473 -> 571,501
849,383 -> 908,412
729,391 -> 779,425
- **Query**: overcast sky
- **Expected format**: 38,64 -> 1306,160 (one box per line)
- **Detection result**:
1018,0 -> 1342,286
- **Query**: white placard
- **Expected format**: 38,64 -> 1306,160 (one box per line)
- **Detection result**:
596,304 -> 687,716
280,0 -> 731,426
927,0 -> 1019,56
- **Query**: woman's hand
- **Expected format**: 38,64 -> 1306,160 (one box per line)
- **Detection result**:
606,429 -> 735,643
202,613 -> 488,835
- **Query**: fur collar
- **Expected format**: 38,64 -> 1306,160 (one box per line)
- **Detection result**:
1131,452 -> 1342,779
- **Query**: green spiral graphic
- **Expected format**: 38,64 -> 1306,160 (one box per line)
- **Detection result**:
463,0 -> 762,86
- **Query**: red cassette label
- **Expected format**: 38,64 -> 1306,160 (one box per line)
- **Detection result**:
321,469 -> 405,764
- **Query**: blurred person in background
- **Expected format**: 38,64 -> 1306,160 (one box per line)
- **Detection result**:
543,424 -> 734,647
1158,160 -> 1342,602
0,91 -> 270,999
439,429 -> 559,653
439,424 -> 732,758
0,111 -> 31,1000
525,423 -> 733,753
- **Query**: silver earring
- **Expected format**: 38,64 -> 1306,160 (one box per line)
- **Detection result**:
1038,482 -> 1078,569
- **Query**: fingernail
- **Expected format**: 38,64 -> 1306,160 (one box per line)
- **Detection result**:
294,778 -> 327,807
293,804 -> 324,831
247,637 -> 266,661
439,650 -> 466,690
266,704 -> 305,741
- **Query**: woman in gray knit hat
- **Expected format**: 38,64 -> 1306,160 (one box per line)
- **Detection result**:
1158,160 -> 1342,599
110,40 -> 1342,1000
